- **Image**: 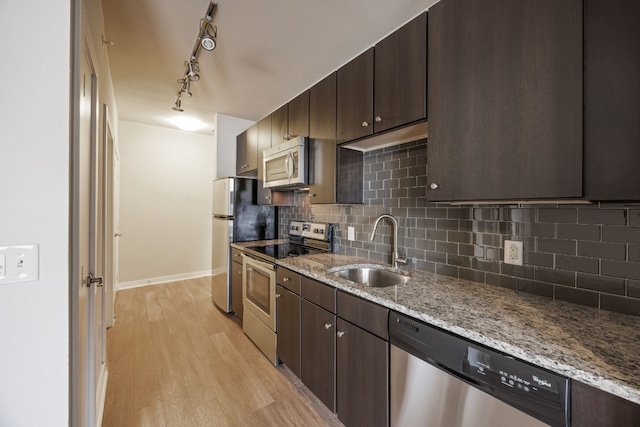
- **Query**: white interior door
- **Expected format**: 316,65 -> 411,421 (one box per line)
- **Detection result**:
104,107 -> 115,328
77,43 -> 96,427
113,145 -> 121,293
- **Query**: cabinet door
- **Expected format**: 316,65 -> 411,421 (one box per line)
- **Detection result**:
231,260 -> 243,319
427,0 -> 582,201
276,285 -> 300,377
288,90 -> 309,138
246,124 -> 258,173
336,48 -> 374,144
374,12 -> 427,133
271,104 -> 289,145
572,380 -> 640,427
256,116 -> 273,205
301,300 -> 336,412
584,0 -> 640,200
336,318 -> 389,427
236,131 -> 247,175
309,73 -> 337,204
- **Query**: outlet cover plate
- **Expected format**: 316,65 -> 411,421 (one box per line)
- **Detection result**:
504,240 -> 523,266
0,244 -> 39,285
347,226 -> 355,241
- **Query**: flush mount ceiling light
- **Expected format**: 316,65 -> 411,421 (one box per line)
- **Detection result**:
170,2 -> 218,113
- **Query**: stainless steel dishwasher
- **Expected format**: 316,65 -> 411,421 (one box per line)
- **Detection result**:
389,312 -> 570,427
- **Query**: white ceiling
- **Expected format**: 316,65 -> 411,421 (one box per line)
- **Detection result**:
102,0 -> 438,135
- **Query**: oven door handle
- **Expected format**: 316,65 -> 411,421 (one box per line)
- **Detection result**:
241,252 -> 275,271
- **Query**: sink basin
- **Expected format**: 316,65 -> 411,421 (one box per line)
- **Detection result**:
328,267 -> 410,287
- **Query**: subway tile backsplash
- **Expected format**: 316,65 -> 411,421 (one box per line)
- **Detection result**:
279,139 -> 640,317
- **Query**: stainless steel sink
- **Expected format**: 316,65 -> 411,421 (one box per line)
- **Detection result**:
327,267 -> 411,287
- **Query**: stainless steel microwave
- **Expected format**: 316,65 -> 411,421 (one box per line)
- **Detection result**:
263,136 -> 307,189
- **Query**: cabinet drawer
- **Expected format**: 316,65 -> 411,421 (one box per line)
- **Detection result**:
337,291 -> 389,340
277,267 -> 301,294
301,277 -> 336,313
231,247 -> 244,263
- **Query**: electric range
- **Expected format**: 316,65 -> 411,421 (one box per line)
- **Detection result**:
243,221 -> 334,262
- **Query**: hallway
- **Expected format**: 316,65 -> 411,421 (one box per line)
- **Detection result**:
103,277 -> 343,426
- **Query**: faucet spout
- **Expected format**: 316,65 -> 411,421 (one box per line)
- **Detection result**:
369,214 -> 407,269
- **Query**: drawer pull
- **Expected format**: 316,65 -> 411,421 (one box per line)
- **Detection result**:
324,323 -> 333,330
283,277 -> 290,282
337,330 -> 347,338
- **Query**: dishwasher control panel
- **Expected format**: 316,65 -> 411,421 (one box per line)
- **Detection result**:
463,346 -> 562,405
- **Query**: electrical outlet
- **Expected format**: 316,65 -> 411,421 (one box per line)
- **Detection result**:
504,240 -> 523,266
347,226 -> 355,241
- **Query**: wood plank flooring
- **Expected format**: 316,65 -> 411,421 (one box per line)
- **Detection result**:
102,277 -> 343,427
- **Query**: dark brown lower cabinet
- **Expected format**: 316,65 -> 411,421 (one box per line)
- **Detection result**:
301,299 -> 336,412
276,285 -> 300,377
572,380 -> 640,427
336,318 -> 389,427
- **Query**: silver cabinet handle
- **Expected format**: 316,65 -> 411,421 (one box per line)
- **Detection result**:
114,233 -> 122,237
375,116 -> 382,122
283,277 -> 290,282
275,294 -> 281,299
337,330 -> 346,338
324,323 -> 333,330
430,183 -> 439,190
361,121 -> 369,127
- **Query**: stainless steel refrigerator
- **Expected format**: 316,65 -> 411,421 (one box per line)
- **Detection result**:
211,177 -> 277,313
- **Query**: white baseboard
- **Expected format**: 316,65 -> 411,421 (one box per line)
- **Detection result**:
96,364 -> 108,427
118,270 -> 212,290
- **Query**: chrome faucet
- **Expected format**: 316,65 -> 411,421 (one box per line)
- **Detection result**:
369,214 -> 407,269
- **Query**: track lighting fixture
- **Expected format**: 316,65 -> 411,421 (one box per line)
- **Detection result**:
186,59 -> 200,81
172,97 -> 184,112
178,78 -> 192,97
170,2 -> 217,113
201,23 -> 217,51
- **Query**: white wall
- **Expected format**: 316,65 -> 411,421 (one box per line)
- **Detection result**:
0,2 -> 71,426
214,113 -> 255,178
118,121 -> 216,286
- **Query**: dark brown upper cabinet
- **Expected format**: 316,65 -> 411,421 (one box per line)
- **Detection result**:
271,104 -> 289,145
256,116 -> 273,205
288,90 -> 310,138
584,0 -> 640,200
236,125 -> 258,176
336,48 -> 375,145
427,0 -> 583,202
256,114 -> 293,206
374,12 -> 427,134
309,73 -> 363,204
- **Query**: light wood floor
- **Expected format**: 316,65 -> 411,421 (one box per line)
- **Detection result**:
102,277 -> 343,427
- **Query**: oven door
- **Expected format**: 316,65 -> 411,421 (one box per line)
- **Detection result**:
242,254 -> 276,331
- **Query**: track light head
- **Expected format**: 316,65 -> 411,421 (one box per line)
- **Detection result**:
178,78 -> 192,97
172,97 -> 184,112
201,24 -> 217,51
186,59 -> 200,81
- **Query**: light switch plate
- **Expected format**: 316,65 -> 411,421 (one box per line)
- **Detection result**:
0,244 -> 39,285
0,254 -> 5,278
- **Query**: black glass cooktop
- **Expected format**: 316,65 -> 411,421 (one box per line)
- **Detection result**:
245,243 -> 325,260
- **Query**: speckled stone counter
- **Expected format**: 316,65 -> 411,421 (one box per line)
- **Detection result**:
276,253 -> 640,405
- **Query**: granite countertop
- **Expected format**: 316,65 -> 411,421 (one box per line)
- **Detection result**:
274,252 -> 640,405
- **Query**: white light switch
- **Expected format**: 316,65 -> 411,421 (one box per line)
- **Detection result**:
347,226 -> 355,241
0,244 -> 39,285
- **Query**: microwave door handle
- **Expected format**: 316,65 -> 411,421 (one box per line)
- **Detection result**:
284,151 -> 290,181
287,150 -> 295,180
